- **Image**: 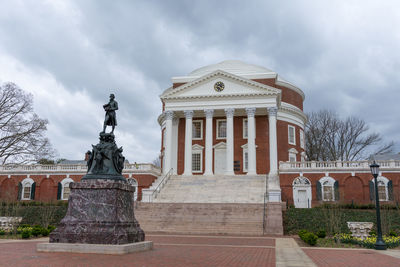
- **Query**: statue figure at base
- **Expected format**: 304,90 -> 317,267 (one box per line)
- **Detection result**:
102,93 -> 118,134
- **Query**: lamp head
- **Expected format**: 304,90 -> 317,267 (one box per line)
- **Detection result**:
370,160 -> 380,178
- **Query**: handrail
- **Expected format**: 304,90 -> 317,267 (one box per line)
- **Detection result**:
151,168 -> 173,201
262,192 -> 267,235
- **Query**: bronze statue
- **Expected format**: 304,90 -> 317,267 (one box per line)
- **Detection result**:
102,93 -> 118,133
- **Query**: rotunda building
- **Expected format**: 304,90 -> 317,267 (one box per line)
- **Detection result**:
158,60 -> 306,201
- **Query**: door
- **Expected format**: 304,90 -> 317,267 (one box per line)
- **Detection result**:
297,189 -> 308,208
214,148 -> 226,174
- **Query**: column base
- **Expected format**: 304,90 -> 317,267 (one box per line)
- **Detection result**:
224,171 -> 235,175
203,171 -> 214,176
246,171 -> 257,176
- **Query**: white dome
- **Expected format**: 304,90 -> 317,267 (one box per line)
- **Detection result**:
189,60 -> 274,76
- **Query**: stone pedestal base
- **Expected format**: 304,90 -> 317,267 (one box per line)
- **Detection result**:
50,179 -> 144,245
37,241 -> 153,255
264,202 -> 283,235
267,189 -> 282,202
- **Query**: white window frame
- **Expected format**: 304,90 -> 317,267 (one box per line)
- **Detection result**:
60,178 -> 74,200
319,176 -> 336,201
288,125 -> 296,145
192,120 -> 203,140
243,118 -> 248,139
21,178 -> 34,200
300,129 -> 304,149
372,176 -> 389,201
288,148 -> 298,162
192,144 -> 204,173
216,119 -> 227,139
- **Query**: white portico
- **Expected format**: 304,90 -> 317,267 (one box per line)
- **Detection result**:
158,61 -> 306,202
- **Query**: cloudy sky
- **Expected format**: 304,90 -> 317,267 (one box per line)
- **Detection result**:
0,0 -> 399,163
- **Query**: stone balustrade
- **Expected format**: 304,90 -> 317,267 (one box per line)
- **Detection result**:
280,160 -> 400,172
347,222 -> 373,240
0,217 -> 22,231
0,163 -> 161,176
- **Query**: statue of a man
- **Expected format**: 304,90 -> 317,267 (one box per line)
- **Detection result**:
102,93 -> 118,133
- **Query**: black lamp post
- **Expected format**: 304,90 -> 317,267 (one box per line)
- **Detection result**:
370,160 -> 387,250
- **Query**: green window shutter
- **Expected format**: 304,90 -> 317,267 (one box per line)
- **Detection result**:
17,182 -> 22,200
57,182 -> 62,200
369,180 -> 375,201
30,182 -> 36,200
388,180 -> 394,201
316,181 -> 322,201
334,180 -> 340,201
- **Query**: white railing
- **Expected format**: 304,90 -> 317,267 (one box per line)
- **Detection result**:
0,163 -> 161,175
280,160 -> 400,172
141,168 -> 173,202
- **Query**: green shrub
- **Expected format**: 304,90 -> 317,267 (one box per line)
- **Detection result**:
298,229 -> 318,246
389,230 -> 398,237
41,228 -> 50,237
316,230 -> 326,238
0,229 -> 5,235
304,232 -> 318,245
21,229 -> 31,239
369,230 -> 377,236
31,226 -> 42,237
47,225 -> 56,232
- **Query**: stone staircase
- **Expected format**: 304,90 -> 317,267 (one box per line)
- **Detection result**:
135,202 -> 265,235
153,175 -> 266,203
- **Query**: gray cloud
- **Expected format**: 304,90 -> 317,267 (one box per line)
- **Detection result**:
0,0 -> 399,162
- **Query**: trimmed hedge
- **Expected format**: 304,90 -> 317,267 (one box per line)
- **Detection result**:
298,229 -> 318,245
284,207 -> 400,235
0,202 -> 67,226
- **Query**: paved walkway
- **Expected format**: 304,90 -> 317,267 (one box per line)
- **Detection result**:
0,235 -> 400,266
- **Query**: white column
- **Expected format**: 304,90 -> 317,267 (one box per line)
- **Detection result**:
204,109 -> 214,176
246,107 -> 257,175
163,110 -> 174,175
225,108 -> 235,175
183,110 -> 193,176
267,107 -> 281,201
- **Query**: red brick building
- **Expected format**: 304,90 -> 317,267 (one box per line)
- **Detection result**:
0,163 -> 159,202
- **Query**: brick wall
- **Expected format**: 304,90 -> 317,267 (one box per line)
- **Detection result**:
280,172 -> 400,206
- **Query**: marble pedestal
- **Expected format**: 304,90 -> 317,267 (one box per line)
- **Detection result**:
50,179 -> 144,244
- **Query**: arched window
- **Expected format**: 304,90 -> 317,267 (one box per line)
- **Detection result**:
370,176 -> 391,201
317,177 -> 338,201
19,178 -> 35,200
58,178 -> 74,200
127,178 -> 138,201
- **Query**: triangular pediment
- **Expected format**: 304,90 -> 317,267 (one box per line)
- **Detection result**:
161,70 -> 280,100
213,142 -> 226,149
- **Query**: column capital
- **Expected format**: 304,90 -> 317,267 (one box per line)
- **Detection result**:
224,108 -> 235,118
164,110 -> 174,120
267,107 -> 278,116
204,109 -> 214,118
245,107 -> 256,117
184,110 -> 194,119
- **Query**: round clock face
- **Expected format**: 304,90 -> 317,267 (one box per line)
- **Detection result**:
214,81 -> 225,92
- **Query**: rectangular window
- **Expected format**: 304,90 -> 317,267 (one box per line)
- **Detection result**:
243,119 -> 248,139
62,183 -> 71,200
378,183 -> 386,201
289,153 -> 297,162
323,186 -> 333,201
23,186 -> 31,200
288,125 -> 296,145
192,152 -> 202,172
300,129 -> 304,149
192,120 -> 203,140
243,151 -> 249,172
217,120 -> 227,139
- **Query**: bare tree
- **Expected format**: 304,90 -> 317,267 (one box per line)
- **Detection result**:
0,82 -> 55,164
152,156 -> 161,168
305,110 -> 394,161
